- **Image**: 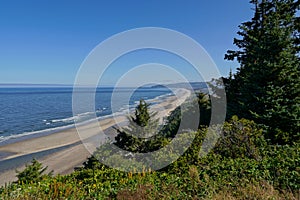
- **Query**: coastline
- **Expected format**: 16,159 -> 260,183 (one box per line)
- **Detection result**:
0,89 -> 191,186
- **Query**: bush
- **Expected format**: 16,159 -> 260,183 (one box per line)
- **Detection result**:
1,111 -> 298,199
213,116 -> 267,160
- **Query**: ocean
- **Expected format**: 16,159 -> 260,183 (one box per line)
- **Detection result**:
0,87 -> 172,144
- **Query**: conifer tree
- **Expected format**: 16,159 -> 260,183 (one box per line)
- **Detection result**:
114,99 -> 159,152
16,159 -> 52,184
225,0 -> 300,144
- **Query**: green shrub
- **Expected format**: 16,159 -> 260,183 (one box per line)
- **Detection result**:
213,116 -> 267,160
263,144 -> 300,191
1,112 -> 299,199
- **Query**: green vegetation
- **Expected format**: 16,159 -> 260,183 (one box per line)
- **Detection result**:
0,116 -> 299,199
224,0 -> 300,144
0,0 -> 299,199
114,99 -> 160,152
15,159 -> 53,184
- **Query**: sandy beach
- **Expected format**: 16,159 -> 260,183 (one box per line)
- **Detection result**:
0,89 -> 191,186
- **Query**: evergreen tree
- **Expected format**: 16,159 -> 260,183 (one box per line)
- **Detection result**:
133,99 -> 151,127
225,0 -> 300,144
16,159 -> 52,184
83,155 -> 103,170
114,99 -> 159,152
197,92 -> 211,126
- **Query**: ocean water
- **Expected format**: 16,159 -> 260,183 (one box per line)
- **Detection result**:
0,87 -> 172,144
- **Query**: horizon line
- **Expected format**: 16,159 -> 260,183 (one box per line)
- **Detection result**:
0,82 -> 206,89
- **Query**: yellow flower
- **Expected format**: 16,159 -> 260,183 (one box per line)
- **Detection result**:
128,172 -> 133,179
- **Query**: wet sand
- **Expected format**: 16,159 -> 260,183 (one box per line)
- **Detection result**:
0,89 -> 191,186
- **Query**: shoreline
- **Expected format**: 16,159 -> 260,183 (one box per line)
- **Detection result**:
0,90 -> 174,147
0,89 -> 191,186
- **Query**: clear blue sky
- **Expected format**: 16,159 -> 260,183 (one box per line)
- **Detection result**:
0,0 -> 254,85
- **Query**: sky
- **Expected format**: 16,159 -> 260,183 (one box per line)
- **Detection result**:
0,0 -> 254,86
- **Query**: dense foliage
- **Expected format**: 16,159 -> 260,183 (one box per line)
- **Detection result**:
225,0 -> 300,144
1,116 -> 299,199
15,159 -> 53,184
114,99 -> 160,153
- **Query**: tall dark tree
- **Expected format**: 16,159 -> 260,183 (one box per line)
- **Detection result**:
114,99 -> 159,152
197,92 -> 211,126
225,0 -> 300,144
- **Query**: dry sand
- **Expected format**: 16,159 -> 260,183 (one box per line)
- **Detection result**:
0,89 -> 191,186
